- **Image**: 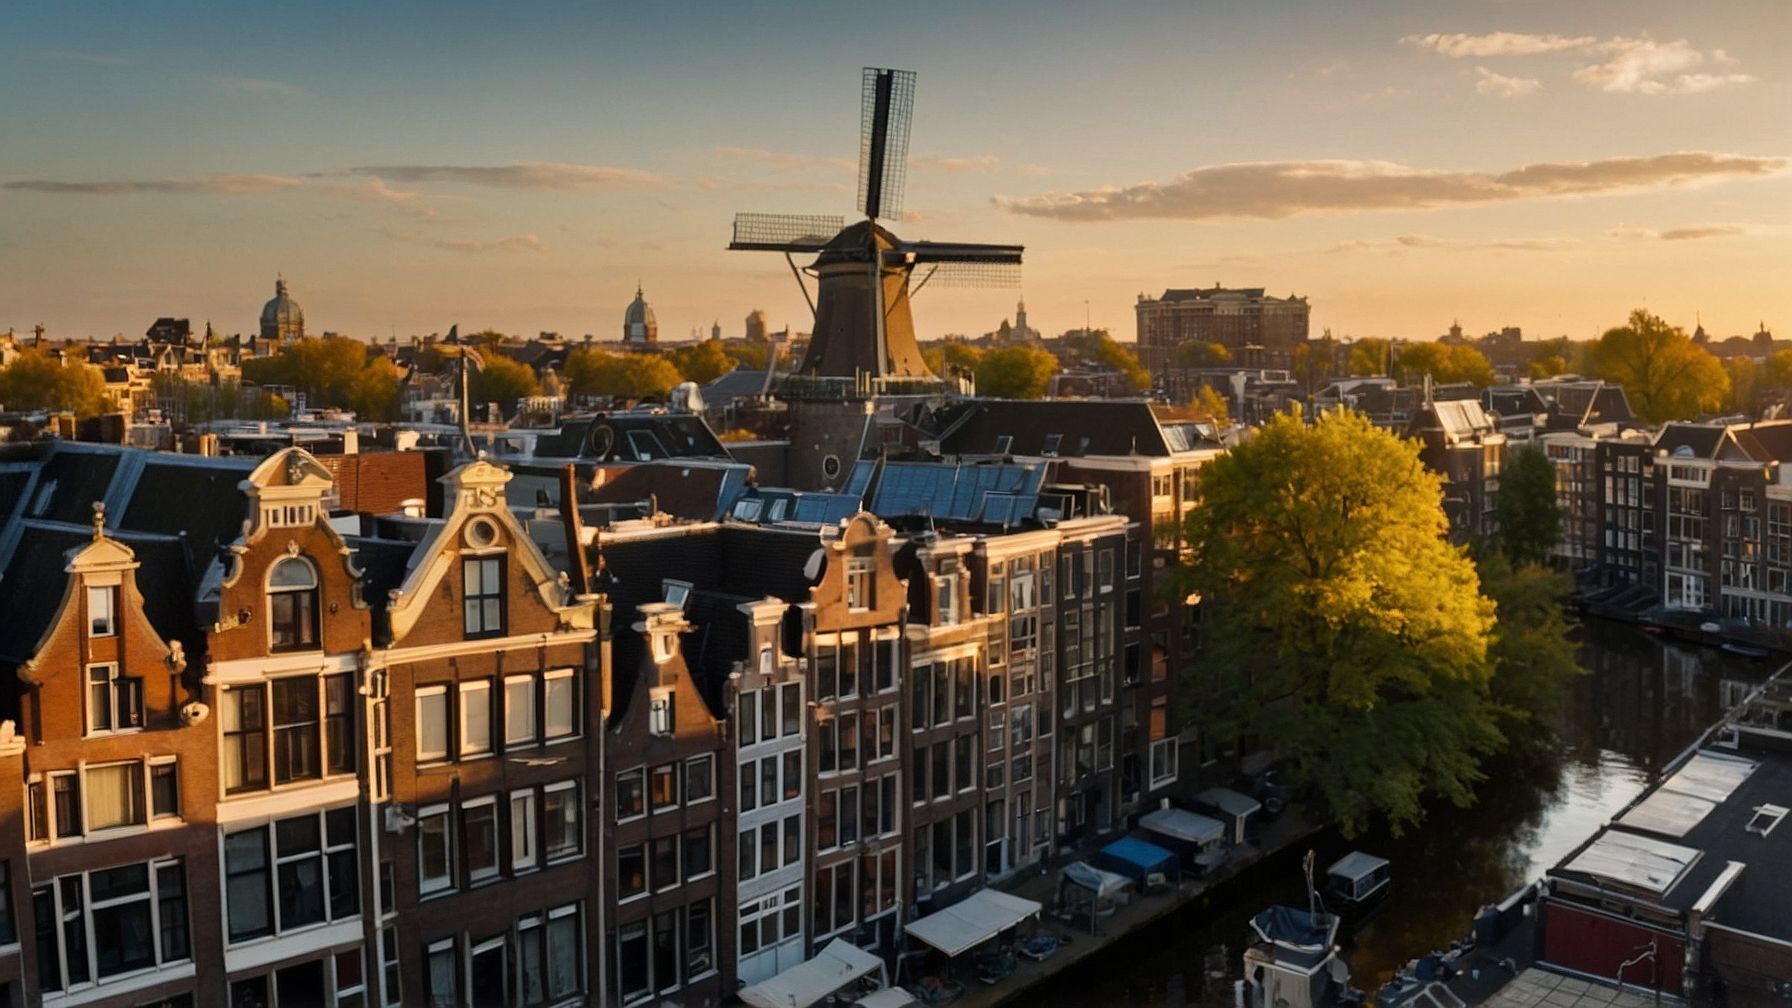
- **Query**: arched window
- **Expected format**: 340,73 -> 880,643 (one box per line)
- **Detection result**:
269,557 -> 319,651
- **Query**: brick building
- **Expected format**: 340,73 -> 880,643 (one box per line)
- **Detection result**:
1134,286 -> 1310,373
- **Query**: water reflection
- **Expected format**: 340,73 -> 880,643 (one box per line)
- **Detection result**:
1029,620 -> 1775,1006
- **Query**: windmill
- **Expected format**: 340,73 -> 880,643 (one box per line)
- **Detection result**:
729,68 -> 1023,383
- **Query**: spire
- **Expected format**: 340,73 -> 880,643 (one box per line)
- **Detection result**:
91,501 -> 106,541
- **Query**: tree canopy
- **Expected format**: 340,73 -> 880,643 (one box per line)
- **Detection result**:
1398,341 -> 1496,388
468,355 -> 540,418
1584,309 -> 1728,424
0,349 -> 111,417
1174,342 -> 1232,369
922,341 -> 985,379
1174,408 -> 1501,835
1492,442 -> 1562,566
241,337 -> 401,421
668,339 -> 734,385
974,345 -> 1058,398
1067,331 -> 1149,390
564,348 -> 683,400
1476,554 -> 1581,754
1346,338 -> 1391,376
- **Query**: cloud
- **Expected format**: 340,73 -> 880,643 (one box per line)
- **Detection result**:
1328,234 -> 1577,254
3,174 -> 305,196
1474,66 -> 1542,98
306,176 -> 443,220
914,154 -> 1002,174
996,152 -> 1786,222
1606,224 -> 1746,241
1015,163 -> 1053,178
210,74 -> 307,97
32,49 -> 131,66
1402,32 -> 1596,57
348,162 -> 673,191
1571,37 -> 1753,94
714,147 -> 855,173
432,233 -> 543,254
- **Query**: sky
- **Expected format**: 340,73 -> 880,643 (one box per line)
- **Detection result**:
3,0 -> 1789,348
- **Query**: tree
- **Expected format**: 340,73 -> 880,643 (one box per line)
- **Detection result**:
564,348 -> 683,400
1174,342 -> 1232,369
1493,443 -> 1562,565
1584,309 -> 1728,424
1477,554 -> 1581,754
974,345 -> 1058,398
1067,331 -> 1149,391
1187,385 -> 1232,427
1765,348 -> 1792,390
723,341 -> 770,371
1174,408 -> 1500,835
923,341 -> 984,378
469,355 -> 541,417
243,336 -> 391,416
669,340 -> 733,385
1397,341 -> 1495,387
1346,338 -> 1390,376
1725,356 -> 1761,416
0,349 -> 111,416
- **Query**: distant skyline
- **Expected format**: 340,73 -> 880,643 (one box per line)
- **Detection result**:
3,0 -> 1789,346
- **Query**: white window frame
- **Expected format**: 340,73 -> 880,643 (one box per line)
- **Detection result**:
504,674 -> 537,748
510,790 -> 538,872
418,804 -> 454,896
81,759 -> 147,834
543,781 -> 582,862
416,686 -> 448,762
459,680 -> 493,758
463,796 -> 501,884
34,857 -> 191,992
87,585 -> 117,637
543,669 -> 577,741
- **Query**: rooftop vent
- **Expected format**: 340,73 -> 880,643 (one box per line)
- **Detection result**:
992,435 -> 1012,455
1042,433 -> 1062,457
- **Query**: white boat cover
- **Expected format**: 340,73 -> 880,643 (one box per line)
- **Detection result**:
1327,851 -> 1390,882
738,939 -> 884,1008
1141,807 -> 1226,846
1195,787 -> 1262,819
904,889 -> 1043,957
853,987 -> 918,1008
1061,860 -> 1132,897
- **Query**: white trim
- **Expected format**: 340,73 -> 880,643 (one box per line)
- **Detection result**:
207,650 -> 361,684
223,919 -> 363,975
382,629 -> 598,667
215,778 -> 359,824
42,963 -> 197,1008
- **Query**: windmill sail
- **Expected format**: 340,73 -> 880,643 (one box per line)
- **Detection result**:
858,68 -> 914,222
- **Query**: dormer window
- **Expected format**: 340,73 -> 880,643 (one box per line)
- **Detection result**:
662,580 -> 692,608
268,558 -> 319,652
1746,803 -> 1788,837
846,556 -> 875,611
463,556 -> 506,639
87,586 -> 117,637
649,688 -> 675,737
936,572 -> 960,626
86,662 -> 143,735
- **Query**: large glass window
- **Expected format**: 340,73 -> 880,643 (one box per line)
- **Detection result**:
33,859 -> 189,992
85,663 -> 142,735
226,675 -> 351,792
544,782 -> 581,861
459,680 -> 493,757
418,806 -> 452,896
272,677 -> 320,784
269,557 -> 319,651
464,798 -> 499,883
416,686 -> 448,762
463,556 -> 506,638
84,762 -> 144,832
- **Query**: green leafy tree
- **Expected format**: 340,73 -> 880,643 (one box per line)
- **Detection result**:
1493,443 -> 1562,566
1398,341 -> 1496,387
723,341 -> 770,371
469,355 -> 541,417
1478,554 -> 1582,754
1174,409 -> 1500,835
923,341 -> 984,378
1070,331 -> 1149,391
1347,338 -> 1390,376
1765,348 -> 1792,390
1174,342 -> 1232,369
1725,356 -> 1761,416
669,339 -> 734,385
0,348 -> 111,416
1188,385 -> 1232,427
564,348 -> 683,400
975,345 -> 1058,398
1584,309 -> 1728,424
243,337 -> 386,415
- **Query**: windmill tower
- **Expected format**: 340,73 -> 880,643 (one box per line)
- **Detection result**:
730,68 -> 1023,386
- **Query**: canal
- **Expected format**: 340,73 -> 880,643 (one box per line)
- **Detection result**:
1030,619 -> 1778,1007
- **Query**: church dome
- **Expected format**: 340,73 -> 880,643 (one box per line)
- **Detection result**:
623,285 -> 658,343
260,277 -> 305,343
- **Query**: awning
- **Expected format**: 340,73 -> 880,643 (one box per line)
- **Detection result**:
904,889 -> 1043,957
738,939 -> 884,1008
1326,851 -> 1389,883
1195,787 -> 1262,819
1094,836 -> 1180,884
852,988 -> 917,1008
1061,860 -> 1132,898
1140,807 -> 1225,846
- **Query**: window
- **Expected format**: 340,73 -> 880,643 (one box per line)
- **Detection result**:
84,762 -> 145,832
649,688 -> 674,736
504,675 -> 537,747
224,808 -> 357,942
936,572 -> 960,625
325,674 -> 354,775
272,676 -> 320,783
544,669 -> 576,739
459,680 -> 493,757
465,798 -> 499,883
417,806 -> 453,897
616,769 -> 645,821
617,920 -> 649,1004
463,556 -> 505,638
683,825 -> 713,879
87,585 -> 117,637
652,837 -> 679,893
86,663 -> 143,735
268,557 -> 319,651
650,764 -> 679,810
34,859 -> 189,993
511,791 -> 538,871
416,686 -> 448,762
846,555 -> 875,611
226,675 -> 352,792
618,846 -> 646,901
52,773 -> 80,838
543,782 -> 581,860
686,755 -> 714,803
426,939 -> 458,1008
687,900 -> 713,978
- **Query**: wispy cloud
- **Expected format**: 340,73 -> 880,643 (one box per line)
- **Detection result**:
433,233 -> 543,253
1407,31 -> 1754,96
210,74 -> 307,97
32,49 -> 131,66
1606,224 -> 1747,241
306,176 -> 443,220
3,174 -> 305,196
996,152 -> 1786,223
714,147 -> 855,173
1328,234 -> 1578,254
1475,66 -> 1542,98
348,162 -> 673,191
914,154 -> 1002,175
1403,32 -> 1597,57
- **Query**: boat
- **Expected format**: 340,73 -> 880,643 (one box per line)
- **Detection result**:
1721,642 -> 1771,658
1238,854 -> 1365,1008
1324,852 -> 1391,910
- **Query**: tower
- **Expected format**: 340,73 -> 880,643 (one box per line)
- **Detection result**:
260,276 -> 305,344
623,286 -> 658,344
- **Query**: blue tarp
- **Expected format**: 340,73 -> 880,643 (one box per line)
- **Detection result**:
1094,836 -> 1180,884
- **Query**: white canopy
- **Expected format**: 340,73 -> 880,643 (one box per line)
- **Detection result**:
738,939 -> 884,1008
904,889 -> 1043,957
1196,787 -> 1262,819
1141,807 -> 1226,846
853,988 -> 918,1008
1062,860 -> 1133,898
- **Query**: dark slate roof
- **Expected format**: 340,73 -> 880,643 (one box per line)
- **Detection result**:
0,524 -> 87,672
718,524 -> 822,603
1159,287 -> 1268,301
702,367 -> 771,402
1701,748 -> 1792,937
586,460 -> 754,522
1729,422 -> 1792,464
118,455 -> 257,579
682,588 -> 756,715
345,535 -> 420,647
930,399 -> 1172,457
25,447 -> 122,524
527,413 -> 731,462
1654,424 -> 1729,460
597,530 -> 725,620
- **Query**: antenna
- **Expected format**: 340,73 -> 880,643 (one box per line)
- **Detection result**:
858,68 -> 915,222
